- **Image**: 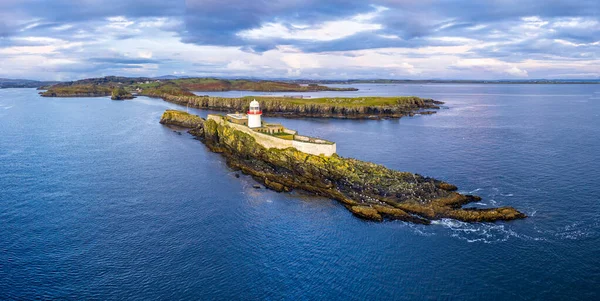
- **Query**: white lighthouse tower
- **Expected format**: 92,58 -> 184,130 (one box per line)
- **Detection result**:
247,99 -> 262,128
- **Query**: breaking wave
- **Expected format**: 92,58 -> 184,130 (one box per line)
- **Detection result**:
431,219 -> 546,243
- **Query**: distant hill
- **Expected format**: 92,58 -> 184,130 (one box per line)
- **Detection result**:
0,78 -> 60,89
40,76 -> 358,98
153,75 -> 193,80
7,76 -> 599,90
287,79 -> 600,85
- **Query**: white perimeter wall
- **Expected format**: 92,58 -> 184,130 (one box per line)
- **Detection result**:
208,115 -> 336,156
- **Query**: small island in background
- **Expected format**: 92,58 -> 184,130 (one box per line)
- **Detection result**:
39,76 -> 357,96
39,76 -> 443,119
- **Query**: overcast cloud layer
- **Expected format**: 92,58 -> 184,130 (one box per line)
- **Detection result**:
0,0 -> 599,80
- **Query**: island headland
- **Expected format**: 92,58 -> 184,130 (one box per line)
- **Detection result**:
40,76 -> 442,119
159,108 -> 526,224
153,94 -> 442,119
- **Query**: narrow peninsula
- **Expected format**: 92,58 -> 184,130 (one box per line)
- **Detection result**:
159,101 -> 526,224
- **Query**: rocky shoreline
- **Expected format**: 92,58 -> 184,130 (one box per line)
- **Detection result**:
160,110 -> 526,224
147,93 -> 443,119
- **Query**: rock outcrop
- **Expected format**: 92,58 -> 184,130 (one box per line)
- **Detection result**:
159,110 -> 205,136
111,87 -> 134,100
160,110 -> 527,224
148,94 -> 443,119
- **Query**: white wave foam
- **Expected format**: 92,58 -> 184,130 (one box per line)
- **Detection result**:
432,218 -> 546,243
468,188 -> 483,194
390,221 -> 437,237
407,224 -> 436,237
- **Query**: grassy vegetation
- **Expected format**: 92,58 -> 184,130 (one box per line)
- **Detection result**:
170,78 -> 357,92
137,82 -> 195,96
241,96 -> 427,107
270,132 -> 294,140
41,76 -> 357,97
40,84 -> 113,97
159,110 -> 204,128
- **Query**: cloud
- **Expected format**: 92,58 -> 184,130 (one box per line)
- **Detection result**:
0,0 -> 598,80
237,6 -> 386,42
448,58 -> 529,78
89,57 -> 161,65
181,0 -> 372,49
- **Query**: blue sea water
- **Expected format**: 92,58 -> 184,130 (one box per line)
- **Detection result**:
1,84 -> 599,300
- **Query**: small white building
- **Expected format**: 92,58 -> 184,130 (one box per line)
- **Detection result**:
247,99 -> 262,128
216,99 -> 336,156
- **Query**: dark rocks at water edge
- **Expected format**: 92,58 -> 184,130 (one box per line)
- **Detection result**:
160,110 -> 205,130
146,93 -> 443,119
160,109 -> 526,224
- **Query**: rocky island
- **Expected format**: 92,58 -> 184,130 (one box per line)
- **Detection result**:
111,87 -> 134,100
159,108 -> 526,224
40,76 -> 443,119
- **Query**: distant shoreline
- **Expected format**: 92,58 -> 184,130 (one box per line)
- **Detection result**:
288,79 -> 600,85
2,76 -> 600,89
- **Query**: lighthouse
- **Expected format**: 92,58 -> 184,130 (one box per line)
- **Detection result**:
247,99 -> 262,128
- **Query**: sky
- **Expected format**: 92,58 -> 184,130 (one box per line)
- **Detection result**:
0,0 -> 598,81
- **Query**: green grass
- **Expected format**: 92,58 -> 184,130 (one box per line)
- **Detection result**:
169,78 -> 356,92
161,110 -> 204,126
40,84 -> 112,96
271,132 -> 295,140
138,82 -> 195,96
240,96 -> 426,107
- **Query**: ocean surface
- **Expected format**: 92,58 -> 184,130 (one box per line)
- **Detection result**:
1,84 -> 599,300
